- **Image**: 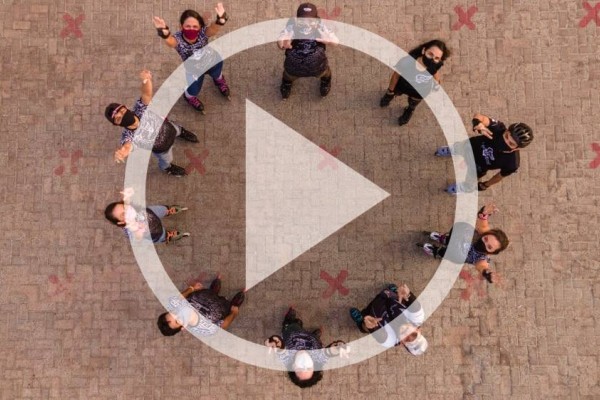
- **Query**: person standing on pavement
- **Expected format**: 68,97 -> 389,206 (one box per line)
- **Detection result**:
153,5 -> 231,114
265,307 -> 348,388
417,203 -> 509,284
104,70 -> 199,177
379,39 -> 451,126
157,274 -> 246,337
277,3 -> 339,99
435,114 -> 534,194
104,188 -> 190,244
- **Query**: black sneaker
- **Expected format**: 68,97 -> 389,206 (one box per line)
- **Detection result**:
230,291 -> 246,307
179,128 -> 199,143
164,163 -> 187,177
280,81 -> 293,99
380,91 -> 395,107
320,76 -> 332,97
284,307 -> 297,321
398,106 -> 415,126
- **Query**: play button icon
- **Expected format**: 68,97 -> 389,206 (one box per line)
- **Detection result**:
245,100 -> 390,289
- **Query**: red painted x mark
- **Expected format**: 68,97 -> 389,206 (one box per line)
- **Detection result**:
320,270 -> 349,299
590,143 -> 600,168
452,6 -> 478,31
48,273 -> 74,298
318,6 -> 342,20
580,2 -> 600,27
60,13 -> 85,39
54,149 -> 83,176
318,145 -> 342,170
458,270 -> 486,301
184,149 -> 209,175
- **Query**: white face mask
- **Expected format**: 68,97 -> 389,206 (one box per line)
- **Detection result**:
293,351 -> 314,371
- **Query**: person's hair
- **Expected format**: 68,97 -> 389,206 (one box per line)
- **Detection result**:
287,370 -> 323,388
180,9 -> 205,27
157,312 -> 183,336
409,39 -> 451,61
104,201 -> 125,226
484,229 -> 510,254
104,103 -> 122,124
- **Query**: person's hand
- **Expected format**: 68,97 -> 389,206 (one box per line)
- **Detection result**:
152,16 -> 167,29
363,315 -> 382,330
474,123 -> 494,139
190,282 -> 203,291
114,143 -> 132,163
120,187 -> 134,203
230,305 -> 239,315
264,335 -> 283,349
279,39 -> 292,49
326,340 -> 349,358
215,3 -> 226,17
397,284 -> 411,302
481,203 -> 499,216
139,70 -> 152,84
316,28 -> 338,44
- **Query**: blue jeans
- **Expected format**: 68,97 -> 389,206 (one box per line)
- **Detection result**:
185,61 -> 224,96
147,205 -> 168,243
152,123 -> 182,171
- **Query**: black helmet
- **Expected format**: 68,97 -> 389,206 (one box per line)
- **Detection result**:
509,123 -> 533,148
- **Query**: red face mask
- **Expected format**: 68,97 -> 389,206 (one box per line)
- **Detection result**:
182,29 -> 200,41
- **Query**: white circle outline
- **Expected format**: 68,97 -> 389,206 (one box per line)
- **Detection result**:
123,19 -> 479,371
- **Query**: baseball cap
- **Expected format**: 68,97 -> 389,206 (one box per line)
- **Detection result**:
297,3 -> 318,18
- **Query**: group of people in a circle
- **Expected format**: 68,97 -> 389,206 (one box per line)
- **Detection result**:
101,2 -> 534,389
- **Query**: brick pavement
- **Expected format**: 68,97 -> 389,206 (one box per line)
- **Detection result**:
0,0 -> 599,399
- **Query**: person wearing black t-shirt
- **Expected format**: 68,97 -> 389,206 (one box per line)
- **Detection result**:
349,284 -> 425,348
380,40 -> 451,126
435,113 -> 534,194
277,3 -> 339,99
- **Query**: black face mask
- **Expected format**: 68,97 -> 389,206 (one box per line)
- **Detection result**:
472,237 -> 488,254
422,55 -> 443,75
117,110 -> 137,128
492,131 -> 512,152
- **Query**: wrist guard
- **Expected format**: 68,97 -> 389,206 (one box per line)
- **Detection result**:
215,12 -> 229,26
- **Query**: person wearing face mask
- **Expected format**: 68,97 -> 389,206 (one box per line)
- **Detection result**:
104,188 -> 190,244
153,5 -> 230,113
349,284 -> 423,331
348,283 -> 426,351
417,203 -> 509,284
104,70 -> 198,177
435,114 -> 534,194
264,307 -> 348,389
157,274 -> 246,337
380,39 -> 451,126
277,3 -> 339,99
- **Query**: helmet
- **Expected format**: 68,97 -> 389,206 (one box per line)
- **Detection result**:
509,123 -> 533,148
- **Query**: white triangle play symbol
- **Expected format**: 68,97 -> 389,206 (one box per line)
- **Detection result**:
245,100 -> 390,290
